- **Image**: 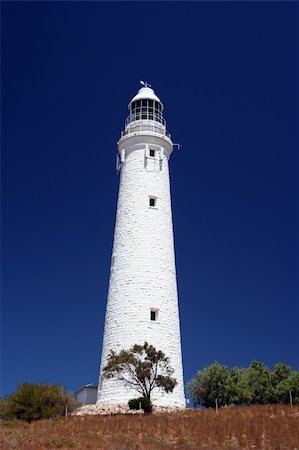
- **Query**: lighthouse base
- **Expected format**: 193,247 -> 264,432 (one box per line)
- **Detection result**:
72,402 -> 185,416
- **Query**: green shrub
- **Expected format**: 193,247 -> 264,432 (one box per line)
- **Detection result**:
128,396 -> 152,413
0,382 -> 78,422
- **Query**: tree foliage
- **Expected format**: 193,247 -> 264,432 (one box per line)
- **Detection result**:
0,383 -> 78,422
187,362 -> 229,408
275,371 -> 299,404
246,360 -> 273,404
226,367 -> 252,405
188,361 -> 299,408
102,342 -> 177,407
271,363 -> 292,403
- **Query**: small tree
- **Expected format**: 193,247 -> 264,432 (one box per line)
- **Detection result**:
226,367 -> 252,405
102,342 -> 177,411
271,363 -> 292,403
246,360 -> 273,405
187,362 -> 229,408
0,382 -> 78,422
275,371 -> 299,405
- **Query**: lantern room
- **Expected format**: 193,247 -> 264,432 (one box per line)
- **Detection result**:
129,97 -> 164,124
122,84 -> 170,138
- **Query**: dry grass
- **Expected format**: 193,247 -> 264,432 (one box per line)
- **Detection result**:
0,404 -> 298,450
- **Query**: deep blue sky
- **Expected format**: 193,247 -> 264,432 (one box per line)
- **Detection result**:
2,2 -> 298,397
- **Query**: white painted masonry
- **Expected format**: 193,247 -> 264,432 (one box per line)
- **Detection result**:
97,86 -> 185,407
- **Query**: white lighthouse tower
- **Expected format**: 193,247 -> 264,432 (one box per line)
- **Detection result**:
97,83 -> 185,408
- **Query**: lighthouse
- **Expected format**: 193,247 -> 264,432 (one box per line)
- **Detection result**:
97,83 -> 185,408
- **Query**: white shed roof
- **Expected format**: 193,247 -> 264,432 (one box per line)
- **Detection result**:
75,384 -> 98,394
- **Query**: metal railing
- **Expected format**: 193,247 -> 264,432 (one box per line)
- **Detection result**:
121,121 -> 171,138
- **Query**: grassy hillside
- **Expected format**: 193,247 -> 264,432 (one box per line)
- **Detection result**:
1,404 -> 298,449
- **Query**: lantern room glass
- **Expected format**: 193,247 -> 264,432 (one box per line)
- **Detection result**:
128,99 -> 164,124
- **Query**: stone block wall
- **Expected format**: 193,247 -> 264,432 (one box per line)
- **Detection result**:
97,138 -> 185,408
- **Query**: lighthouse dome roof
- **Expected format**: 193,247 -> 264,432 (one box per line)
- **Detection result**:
129,86 -> 163,108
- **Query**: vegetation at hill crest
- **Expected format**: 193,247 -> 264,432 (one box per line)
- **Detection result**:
188,360 -> 299,408
0,383 -> 78,423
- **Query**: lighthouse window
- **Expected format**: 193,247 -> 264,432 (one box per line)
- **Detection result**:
149,197 -> 156,207
150,309 -> 158,321
149,149 -> 155,158
154,101 -> 161,111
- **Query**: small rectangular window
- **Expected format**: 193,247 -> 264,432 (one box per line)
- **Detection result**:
149,197 -> 156,207
149,149 -> 155,158
150,309 -> 159,321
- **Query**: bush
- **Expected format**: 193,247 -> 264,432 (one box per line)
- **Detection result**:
128,396 -> 152,414
187,362 -> 229,408
0,382 -> 78,422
